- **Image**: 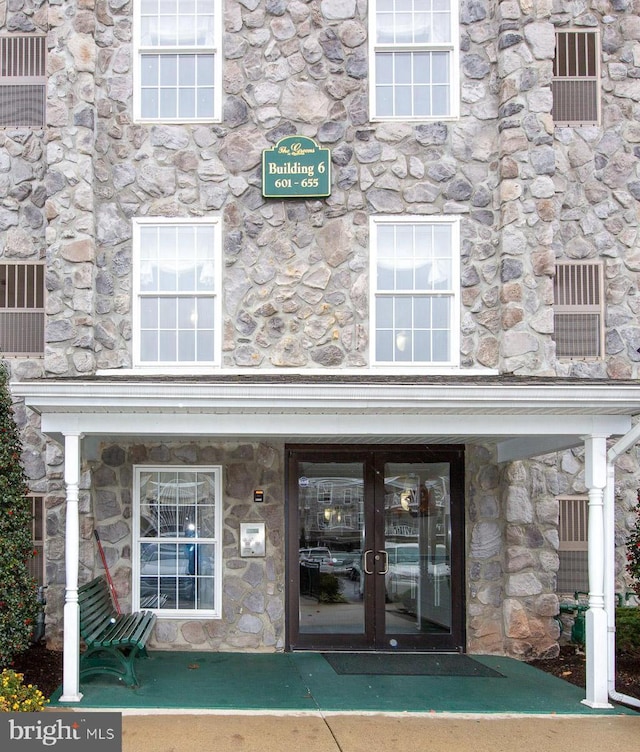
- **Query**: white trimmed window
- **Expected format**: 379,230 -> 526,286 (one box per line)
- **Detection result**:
134,0 -> 221,122
552,29 -> 600,126
557,495 -> 588,595
371,217 -> 460,365
0,35 -> 46,128
133,219 -> 221,367
553,261 -> 604,360
369,0 -> 458,120
0,263 -> 45,356
134,466 -> 222,617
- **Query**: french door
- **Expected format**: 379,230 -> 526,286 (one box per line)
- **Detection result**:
287,446 -> 465,652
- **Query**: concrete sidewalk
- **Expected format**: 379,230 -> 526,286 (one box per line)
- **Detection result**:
121,712 -> 640,752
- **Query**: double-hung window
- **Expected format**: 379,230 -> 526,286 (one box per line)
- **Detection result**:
135,0 -> 221,121
0,263 -> 45,356
0,35 -> 46,128
134,466 -> 222,617
370,0 -> 458,119
133,219 -> 220,367
552,30 -> 600,126
371,217 -> 460,365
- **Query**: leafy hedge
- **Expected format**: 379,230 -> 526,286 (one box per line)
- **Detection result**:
0,363 -> 38,666
616,607 -> 640,657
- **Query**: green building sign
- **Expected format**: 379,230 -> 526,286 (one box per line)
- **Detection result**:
262,136 -> 331,199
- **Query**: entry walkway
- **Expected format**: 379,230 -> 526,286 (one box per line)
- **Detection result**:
51,651 -> 637,715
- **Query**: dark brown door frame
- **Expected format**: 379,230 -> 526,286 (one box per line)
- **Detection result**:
286,444 -> 466,652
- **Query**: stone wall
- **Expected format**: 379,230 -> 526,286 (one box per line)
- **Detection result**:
43,440 -> 286,651
467,445 -> 560,659
1,0 -> 639,658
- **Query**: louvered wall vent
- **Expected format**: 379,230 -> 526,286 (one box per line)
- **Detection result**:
0,35 -> 46,127
554,262 -> 604,359
552,30 -> 599,126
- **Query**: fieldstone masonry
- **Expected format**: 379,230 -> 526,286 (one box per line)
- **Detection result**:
0,0 -> 639,656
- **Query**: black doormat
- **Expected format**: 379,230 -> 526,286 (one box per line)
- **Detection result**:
322,652 -> 504,678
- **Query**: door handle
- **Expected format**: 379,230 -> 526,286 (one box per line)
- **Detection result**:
363,549 -> 374,575
377,549 -> 389,575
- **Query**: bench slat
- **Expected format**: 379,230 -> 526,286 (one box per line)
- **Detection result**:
78,575 -> 157,687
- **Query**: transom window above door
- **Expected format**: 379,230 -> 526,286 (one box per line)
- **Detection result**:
133,219 -> 221,368
134,0 -> 221,122
370,216 -> 460,366
369,0 -> 459,120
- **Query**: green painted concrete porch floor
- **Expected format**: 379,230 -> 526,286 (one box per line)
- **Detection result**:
51,652 -> 636,715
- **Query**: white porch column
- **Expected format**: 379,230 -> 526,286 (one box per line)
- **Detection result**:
582,434 -> 612,708
60,432 -> 83,703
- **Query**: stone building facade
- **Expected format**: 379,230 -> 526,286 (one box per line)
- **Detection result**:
2,0 -> 640,673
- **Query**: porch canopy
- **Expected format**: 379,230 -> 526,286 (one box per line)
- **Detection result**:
12,374 -> 640,707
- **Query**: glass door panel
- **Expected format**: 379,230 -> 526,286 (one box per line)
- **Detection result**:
297,461 -> 367,639
382,462 -> 452,646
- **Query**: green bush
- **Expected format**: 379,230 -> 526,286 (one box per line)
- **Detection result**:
0,363 -> 39,666
615,607 -> 640,657
318,573 -> 347,603
625,491 -> 640,598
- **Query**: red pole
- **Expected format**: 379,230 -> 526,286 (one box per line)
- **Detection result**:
94,530 -> 121,614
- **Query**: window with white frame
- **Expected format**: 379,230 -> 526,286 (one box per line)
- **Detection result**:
135,0 -> 221,122
134,467 -> 222,616
0,263 -> 45,356
133,219 -> 220,367
370,0 -> 457,120
553,261 -> 604,359
552,30 -> 600,126
371,217 -> 459,365
0,35 -> 46,128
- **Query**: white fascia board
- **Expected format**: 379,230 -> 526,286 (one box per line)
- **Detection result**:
40,411 -> 631,442
12,380 -> 640,415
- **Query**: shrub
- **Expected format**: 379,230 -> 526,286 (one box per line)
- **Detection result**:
318,573 -> 347,603
615,606 -> 640,658
0,362 -> 39,666
626,491 -> 640,599
0,669 -> 48,712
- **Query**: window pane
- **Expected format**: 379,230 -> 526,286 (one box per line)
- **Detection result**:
413,329 -> 431,361
159,299 -> 177,328
140,330 -> 158,361
159,88 -> 177,119
376,329 -> 394,362
432,329 -> 450,361
197,54 -> 215,86
432,296 -> 450,328
376,296 -> 393,327
197,298 -> 215,328
159,329 -> 177,361
395,297 -> 412,328
197,88 -> 215,118
140,298 -> 158,327
179,55 -> 196,86
141,56 -> 159,85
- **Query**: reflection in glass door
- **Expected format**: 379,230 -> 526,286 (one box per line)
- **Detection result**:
288,446 -> 464,652
383,463 -> 452,644
296,460 -> 367,639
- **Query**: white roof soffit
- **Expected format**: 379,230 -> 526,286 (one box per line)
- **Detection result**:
11,379 -> 640,462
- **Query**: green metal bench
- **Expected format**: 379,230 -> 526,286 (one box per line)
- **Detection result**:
78,575 -> 157,687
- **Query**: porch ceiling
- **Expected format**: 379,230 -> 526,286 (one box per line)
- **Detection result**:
11,377 -> 640,462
